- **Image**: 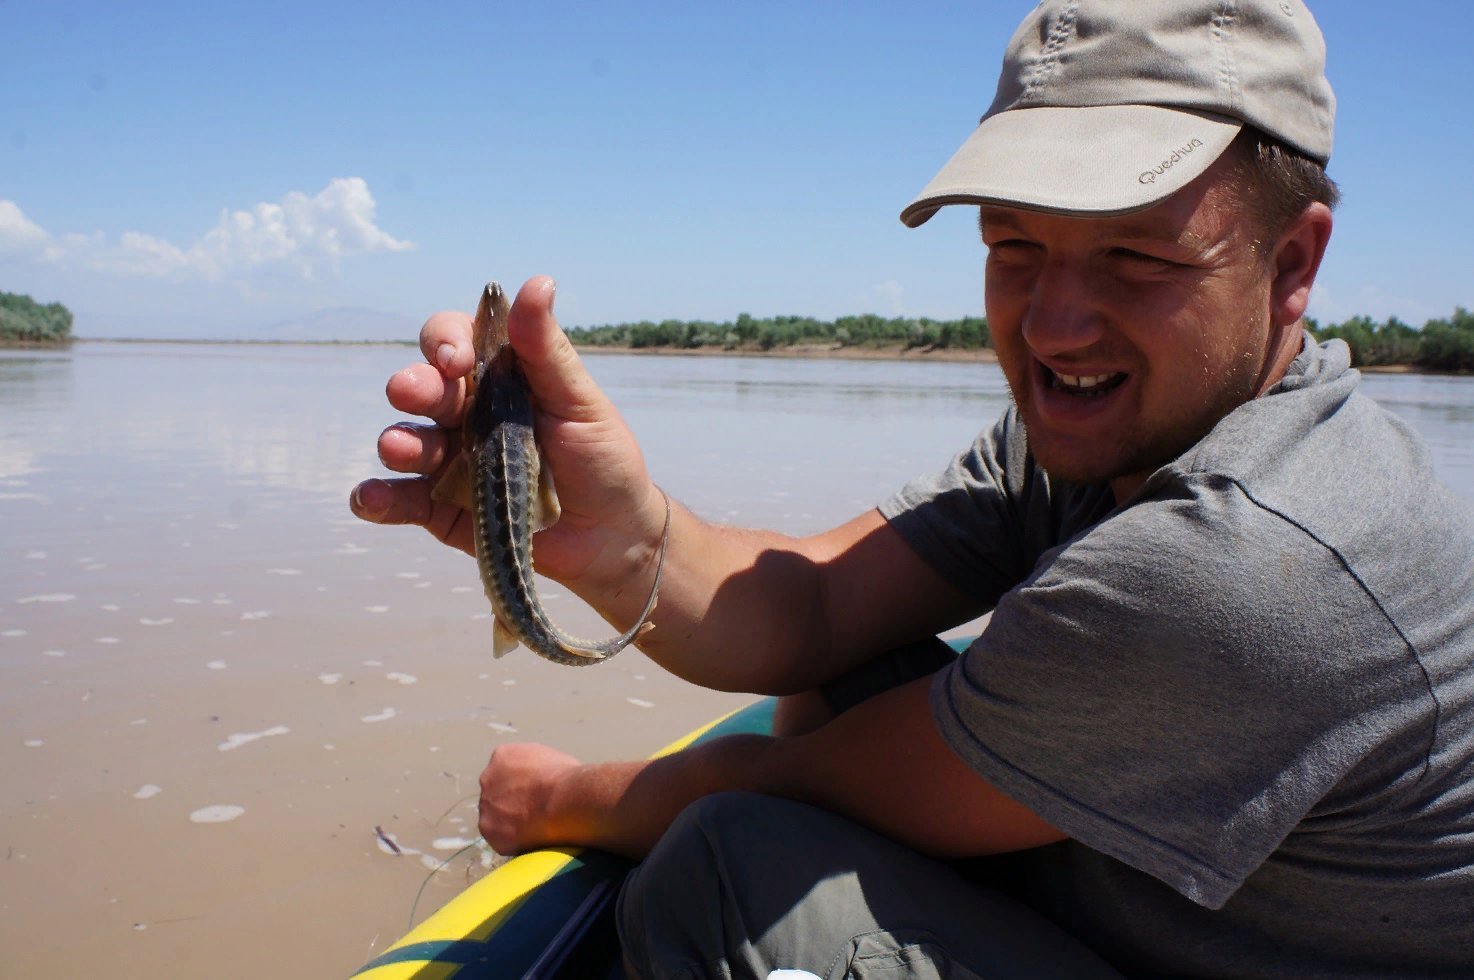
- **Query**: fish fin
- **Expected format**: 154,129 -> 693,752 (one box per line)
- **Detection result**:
636,621 -> 656,638
532,453 -> 562,532
491,618 -> 520,658
431,454 -> 474,512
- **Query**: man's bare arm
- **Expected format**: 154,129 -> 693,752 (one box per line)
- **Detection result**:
481,673 -> 1063,860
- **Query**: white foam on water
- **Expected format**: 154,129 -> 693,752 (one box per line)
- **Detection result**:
190,804 -> 245,824
42,650 -> 66,657
363,605 -> 389,613
239,610 -> 271,620
23,739 -> 43,748
206,660 -> 227,670
217,522 -> 240,530
386,672 -> 417,685
24,550 -> 46,559
2,629 -> 26,638
487,722 -> 517,734
217,725 -> 290,752
130,718 -> 147,725
394,571 -> 421,579
83,563 -> 105,571
420,854 -> 447,872
17,593 -> 76,604
432,836 -> 478,851
336,543 -> 369,555
362,659 -> 383,667
626,698 -> 655,709
101,604 -> 120,612
414,581 -> 433,589
361,707 -> 397,723
267,568 -> 302,576
211,598 -> 232,605
318,673 -> 342,685
140,617 -> 174,626
133,784 -> 161,799
174,598 -> 201,605
501,678 -> 516,685
95,636 -> 120,644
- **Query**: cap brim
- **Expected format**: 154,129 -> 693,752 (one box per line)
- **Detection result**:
901,105 -> 1243,227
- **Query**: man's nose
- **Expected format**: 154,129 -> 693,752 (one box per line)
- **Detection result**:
1021,262 -> 1106,358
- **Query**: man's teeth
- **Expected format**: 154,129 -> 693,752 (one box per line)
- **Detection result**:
1056,372 -> 1116,389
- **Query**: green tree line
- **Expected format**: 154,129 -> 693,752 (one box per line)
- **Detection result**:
567,306 -> 1474,371
0,291 -> 73,343
1308,308 -> 1474,372
566,312 -> 991,352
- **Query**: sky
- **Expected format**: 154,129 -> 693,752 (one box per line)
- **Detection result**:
2,0 -> 1471,339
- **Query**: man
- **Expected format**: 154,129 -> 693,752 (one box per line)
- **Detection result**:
352,1 -> 1474,975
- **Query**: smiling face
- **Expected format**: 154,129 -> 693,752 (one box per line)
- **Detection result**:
981,151 -> 1312,501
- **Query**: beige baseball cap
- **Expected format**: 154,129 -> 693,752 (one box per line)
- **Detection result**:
901,0 -> 1336,227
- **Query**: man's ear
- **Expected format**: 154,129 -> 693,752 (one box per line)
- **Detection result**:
1270,202 -> 1334,326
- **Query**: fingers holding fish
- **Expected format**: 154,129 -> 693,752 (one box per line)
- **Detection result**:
349,476 -> 475,555
385,362 -> 465,431
506,276 -> 618,427
418,309 -> 477,382
494,277 -> 657,534
377,421 -> 455,476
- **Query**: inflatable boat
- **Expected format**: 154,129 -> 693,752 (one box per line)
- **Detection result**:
353,697 -> 778,980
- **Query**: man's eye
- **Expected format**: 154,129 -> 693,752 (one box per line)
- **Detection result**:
1112,248 -> 1174,266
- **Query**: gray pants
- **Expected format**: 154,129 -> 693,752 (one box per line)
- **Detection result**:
617,791 -> 1123,980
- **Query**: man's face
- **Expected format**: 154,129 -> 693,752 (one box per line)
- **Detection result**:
982,154 -> 1282,498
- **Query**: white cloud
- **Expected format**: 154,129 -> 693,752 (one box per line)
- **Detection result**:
0,178 -> 412,283
0,200 -> 49,255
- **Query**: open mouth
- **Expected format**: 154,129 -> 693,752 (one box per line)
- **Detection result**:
1046,368 -> 1128,397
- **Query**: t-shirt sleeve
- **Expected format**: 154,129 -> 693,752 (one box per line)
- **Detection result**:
933,474 -> 1432,909
879,410 -> 1037,611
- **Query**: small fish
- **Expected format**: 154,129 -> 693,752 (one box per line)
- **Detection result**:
374,825 -> 403,856
433,283 -> 668,666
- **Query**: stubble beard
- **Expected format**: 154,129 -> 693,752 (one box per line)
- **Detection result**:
1011,353 -> 1264,489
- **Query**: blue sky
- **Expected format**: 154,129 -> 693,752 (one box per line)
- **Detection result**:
2,0 -> 1471,339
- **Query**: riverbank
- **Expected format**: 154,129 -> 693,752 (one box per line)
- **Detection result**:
573,342 -> 999,364
18,336 -> 1467,373
576,343 -> 1474,373
0,338 -> 73,349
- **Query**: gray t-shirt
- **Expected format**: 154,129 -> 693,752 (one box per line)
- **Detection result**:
880,337 -> 1474,977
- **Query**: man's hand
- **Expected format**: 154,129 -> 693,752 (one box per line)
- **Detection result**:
477,743 -> 583,855
348,276 -> 667,589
